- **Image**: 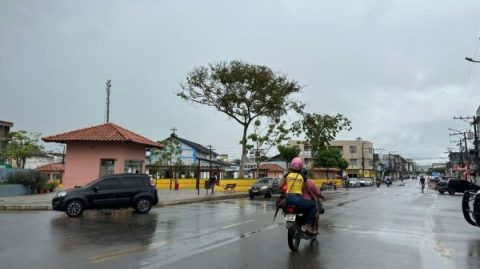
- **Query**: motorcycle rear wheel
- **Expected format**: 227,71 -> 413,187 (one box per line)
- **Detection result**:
287,223 -> 301,251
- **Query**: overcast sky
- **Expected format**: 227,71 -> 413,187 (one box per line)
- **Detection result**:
2,0 -> 480,164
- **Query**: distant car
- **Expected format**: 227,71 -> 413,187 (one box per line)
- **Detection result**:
438,179 -> 480,195
52,174 -> 159,217
348,178 -> 360,188
248,177 -> 282,198
364,179 -> 374,186
357,178 -> 373,187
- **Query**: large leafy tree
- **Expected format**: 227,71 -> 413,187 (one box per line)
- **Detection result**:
177,60 -> 304,178
2,131 -> 44,168
314,147 -> 349,178
277,144 -> 301,169
291,112 -> 352,166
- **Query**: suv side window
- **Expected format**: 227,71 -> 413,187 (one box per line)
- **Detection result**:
123,177 -> 145,189
96,177 -> 120,190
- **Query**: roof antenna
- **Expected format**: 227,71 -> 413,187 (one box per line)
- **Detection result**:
105,80 -> 111,123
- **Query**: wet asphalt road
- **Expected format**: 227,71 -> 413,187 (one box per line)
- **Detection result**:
1,181 -> 480,269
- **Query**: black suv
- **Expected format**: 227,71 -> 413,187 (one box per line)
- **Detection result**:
248,177 -> 282,198
52,174 -> 158,217
438,178 -> 480,195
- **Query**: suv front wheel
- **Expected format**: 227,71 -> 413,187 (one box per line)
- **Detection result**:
135,198 -> 152,214
66,200 -> 84,217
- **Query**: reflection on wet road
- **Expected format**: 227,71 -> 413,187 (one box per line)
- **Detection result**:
1,182 -> 479,269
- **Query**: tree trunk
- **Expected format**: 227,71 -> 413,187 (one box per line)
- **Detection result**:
238,125 -> 248,178
326,167 -> 329,179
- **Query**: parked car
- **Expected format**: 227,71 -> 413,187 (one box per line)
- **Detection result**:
436,177 -> 454,190
248,177 -> 282,198
357,178 -> 373,187
364,178 -> 374,186
52,173 -> 159,217
438,179 -> 480,195
348,178 -> 360,188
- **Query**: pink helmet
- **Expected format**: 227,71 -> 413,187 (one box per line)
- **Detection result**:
290,157 -> 304,171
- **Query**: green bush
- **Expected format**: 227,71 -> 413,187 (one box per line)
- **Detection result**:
6,171 -> 48,193
47,180 -> 59,192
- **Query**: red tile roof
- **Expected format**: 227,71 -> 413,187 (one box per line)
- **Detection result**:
37,163 -> 65,172
258,163 -> 287,172
42,123 -> 163,149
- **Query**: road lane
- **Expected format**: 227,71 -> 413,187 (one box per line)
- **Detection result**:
1,181 -> 479,269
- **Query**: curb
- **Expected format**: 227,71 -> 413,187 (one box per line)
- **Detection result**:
157,193 -> 250,207
0,205 -> 52,210
0,193 -> 250,211
0,191 -> 345,211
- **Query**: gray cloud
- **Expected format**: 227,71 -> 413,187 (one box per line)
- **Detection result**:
1,0 -> 480,163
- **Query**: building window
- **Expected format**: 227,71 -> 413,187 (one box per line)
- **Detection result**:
124,160 -> 143,174
350,159 -> 357,165
350,146 -> 357,154
100,159 -> 115,177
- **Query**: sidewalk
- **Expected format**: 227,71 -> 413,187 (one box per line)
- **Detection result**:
0,189 -> 346,211
0,189 -> 249,211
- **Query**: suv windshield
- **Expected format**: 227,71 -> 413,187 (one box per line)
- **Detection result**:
256,178 -> 271,184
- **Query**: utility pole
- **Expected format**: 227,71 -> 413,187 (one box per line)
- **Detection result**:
207,145 -> 215,178
388,151 -> 397,180
454,116 -> 480,179
373,148 -> 385,183
105,80 -> 111,123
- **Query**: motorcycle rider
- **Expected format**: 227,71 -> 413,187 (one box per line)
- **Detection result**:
279,157 -> 317,234
301,174 -> 326,231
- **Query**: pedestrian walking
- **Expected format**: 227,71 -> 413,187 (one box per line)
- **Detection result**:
420,175 -> 426,193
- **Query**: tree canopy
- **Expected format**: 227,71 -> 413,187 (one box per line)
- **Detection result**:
177,60 -> 304,178
277,144 -> 301,169
2,130 -> 43,168
314,147 -> 349,178
291,112 -> 352,165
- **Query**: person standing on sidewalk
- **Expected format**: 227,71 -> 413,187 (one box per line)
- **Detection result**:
209,174 -> 218,194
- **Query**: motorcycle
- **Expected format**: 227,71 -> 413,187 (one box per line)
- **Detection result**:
376,180 -> 381,188
385,179 -> 392,187
283,204 -> 317,251
320,181 -> 337,191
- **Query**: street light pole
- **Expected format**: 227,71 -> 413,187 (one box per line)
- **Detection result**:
465,57 -> 480,63
464,57 -> 480,180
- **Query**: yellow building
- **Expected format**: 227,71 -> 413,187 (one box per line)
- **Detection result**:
287,138 -> 374,178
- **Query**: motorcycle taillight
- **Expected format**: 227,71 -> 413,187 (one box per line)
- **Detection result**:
286,206 -> 296,213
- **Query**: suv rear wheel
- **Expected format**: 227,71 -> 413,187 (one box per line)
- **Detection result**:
66,200 -> 84,217
135,198 -> 152,214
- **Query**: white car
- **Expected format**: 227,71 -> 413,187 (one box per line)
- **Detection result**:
360,178 -> 374,186
348,178 -> 360,187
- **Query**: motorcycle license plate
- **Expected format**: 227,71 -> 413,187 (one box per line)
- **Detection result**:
285,214 -> 296,221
